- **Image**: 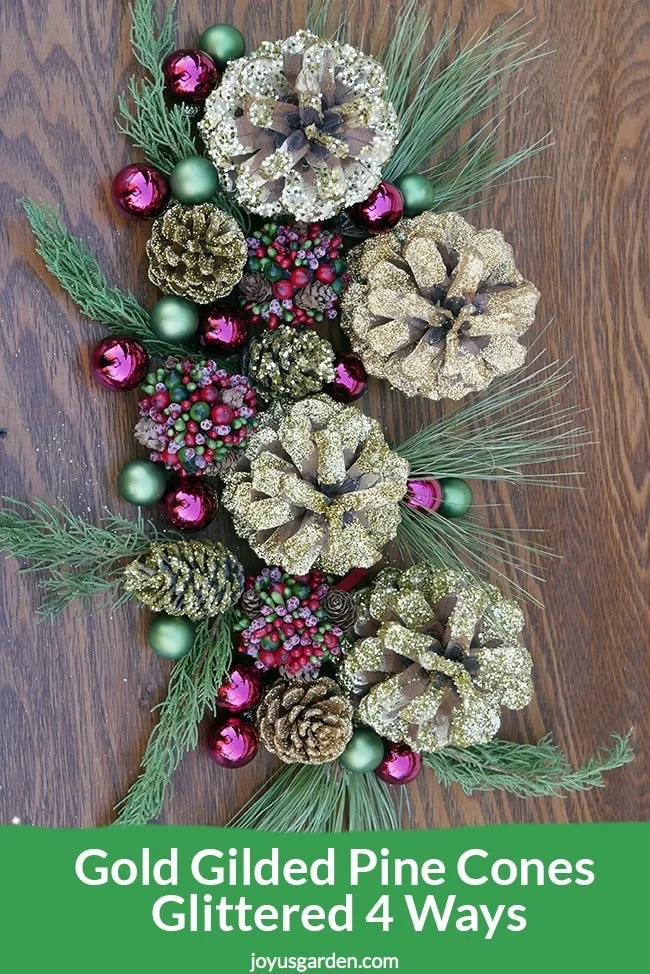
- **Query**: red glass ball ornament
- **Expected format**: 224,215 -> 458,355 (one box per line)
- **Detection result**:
199,307 -> 248,352
90,335 -> 149,391
162,49 -> 219,102
216,661 -> 264,714
348,180 -> 404,235
207,716 -> 259,768
325,352 -> 368,402
111,164 -> 170,219
160,480 -> 217,532
375,741 -> 422,785
405,478 -> 443,513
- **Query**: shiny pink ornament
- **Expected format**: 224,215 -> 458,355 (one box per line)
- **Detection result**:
90,335 -> 149,391
216,661 -> 264,714
406,478 -> 443,513
160,480 -> 217,532
325,352 -> 368,402
111,164 -> 170,219
348,181 -> 404,235
199,307 -> 248,352
375,741 -> 422,785
207,716 -> 259,768
163,49 -> 219,102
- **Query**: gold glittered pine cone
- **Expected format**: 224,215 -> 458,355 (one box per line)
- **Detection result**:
340,211 -> 540,400
146,202 -> 247,304
222,396 -> 410,575
247,326 -> 336,402
123,540 -> 244,622
258,676 -> 353,764
340,565 -> 532,752
199,30 -> 399,222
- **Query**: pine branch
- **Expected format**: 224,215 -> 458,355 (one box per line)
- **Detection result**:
425,733 -> 634,798
0,497 -> 153,618
20,199 -> 193,359
114,613 -> 233,825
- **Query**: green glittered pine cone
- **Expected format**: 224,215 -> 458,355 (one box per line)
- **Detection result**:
247,326 -> 335,402
341,565 -> 533,752
123,540 -> 244,621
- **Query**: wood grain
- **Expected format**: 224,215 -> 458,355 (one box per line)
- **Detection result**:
0,0 -> 648,828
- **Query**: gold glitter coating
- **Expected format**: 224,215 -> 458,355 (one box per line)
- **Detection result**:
146,203 -> 247,304
247,326 -> 335,402
341,566 -> 532,751
199,30 -> 399,221
340,211 -> 540,400
222,396 -> 410,575
258,676 -> 353,764
123,540 -> 244,622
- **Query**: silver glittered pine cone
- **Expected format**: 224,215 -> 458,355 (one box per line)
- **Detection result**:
222,396 -> 410,576
199,29 -> 400,221
146,202 -> 247,304
247,325 -> 336,402
340,565 -> 533,752
340,211 -> 541,400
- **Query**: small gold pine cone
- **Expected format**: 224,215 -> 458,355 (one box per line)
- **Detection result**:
123,540 -> 244,622
258,677 -> 353,764
146,202 -> 247,304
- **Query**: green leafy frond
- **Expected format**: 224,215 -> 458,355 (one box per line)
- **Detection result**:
115,613 -> 234,825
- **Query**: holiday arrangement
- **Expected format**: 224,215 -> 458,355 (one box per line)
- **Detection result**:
1,0 -> 633,829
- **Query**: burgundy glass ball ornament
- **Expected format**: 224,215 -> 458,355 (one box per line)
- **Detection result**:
111,164 -> 170,219
160,480 -> 217,532
325,352 -> 368,402
348,180 -> 404,235
375,741 -> 422,785
199,306 -> 248,353
162,49 -> 219,102
216,661 -> 264,714
405,478 -> 443,514
89,335 -> 149,391
207,716 -> 259,768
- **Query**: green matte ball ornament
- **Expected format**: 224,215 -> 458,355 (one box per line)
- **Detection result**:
394,173 -> 436,217
338,727 -> 385,774
438,477 -> 473,518
147,614 -> 196,660
198,23 -> 246,70
117,460 -> 167,506
149,296 -> 199,343
169,156 -> 220,205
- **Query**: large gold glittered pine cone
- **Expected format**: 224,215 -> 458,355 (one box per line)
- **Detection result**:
199,30 -> 399,222
123,540 -> 244,622
222,396 -> 410,575
340,211 -> 540,400
258,676 -> 353,764
340,565 -> 532,752
146,203 -> 247,304
247,325 -> 335,402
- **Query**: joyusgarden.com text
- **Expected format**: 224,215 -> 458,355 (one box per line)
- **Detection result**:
74,845 -> 596,940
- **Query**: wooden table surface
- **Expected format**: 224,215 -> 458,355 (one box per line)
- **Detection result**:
0,0 -> 648,828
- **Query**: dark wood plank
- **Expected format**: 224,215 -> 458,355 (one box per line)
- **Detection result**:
0,0 -> 648,827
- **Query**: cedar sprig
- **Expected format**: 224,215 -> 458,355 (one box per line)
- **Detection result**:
20,199 -> 193,359
425,733 -> 634,799
230,763 -> 404,832
0,497 -> 154,618
115,612 -> 233,825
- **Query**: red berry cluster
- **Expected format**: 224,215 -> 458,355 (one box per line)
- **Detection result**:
233,568 -> 344,679
239,222 -> 350,328
139,359 -> 258,476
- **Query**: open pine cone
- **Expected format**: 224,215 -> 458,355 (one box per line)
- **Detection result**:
123,540 -> 244,621
258,676 -> 353,764
146,203 -> 247,304
199,30 -> 399,221
340,211 -> 540,400
222,397 -> 410,575
341,565 -> 532,752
